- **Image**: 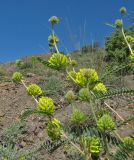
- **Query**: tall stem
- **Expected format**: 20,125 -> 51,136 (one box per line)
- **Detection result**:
52,25 -> 60,53
90,101 -> 97,123
21,80 -> 38,104
61,132 -> 85,155
121,27 -> 134,55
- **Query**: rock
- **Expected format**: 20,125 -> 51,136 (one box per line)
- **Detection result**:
26,73 -> 36,77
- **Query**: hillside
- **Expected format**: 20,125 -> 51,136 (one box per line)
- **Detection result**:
0,49 -> 134,160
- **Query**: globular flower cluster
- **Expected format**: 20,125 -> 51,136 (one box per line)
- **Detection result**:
38,96 -> 55,114
48,16 -> 60,25
27,84 -> 43,96
47,118 -> 63,140
68,68 -> 99,87
80,135 -> 101,155
65,90 -> 76,104
126,35 -> 134,43
48,53 -> 70,70
123,136 -> 134,152
12,72 -> 23,82
97,114 -> 115,132
115,19 -> 123,29
70,108 -> 87,125
48,34 -> 59,47
120,7 -> 127,14
79,88 -> 90,101
93,83 -> 107,93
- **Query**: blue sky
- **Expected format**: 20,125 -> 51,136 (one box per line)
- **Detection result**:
0,0 -> 134,62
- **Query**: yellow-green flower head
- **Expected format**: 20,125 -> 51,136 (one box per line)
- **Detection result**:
93,83 -> 107,93
48,16 -> 60,25
126,35 -> 134,43
38,96 -> 55,114
16,59 -> 24,67
76,68 -> 99,87
48,34 -> 59,45
47,118 -> 62,141
129,54 -> 134,62
65,90 -> 76,103
123,137 -> 134,152
120,7 -> 127,14
97,114 -> 115,132
71,108 -> 87,125
49,53 -> 70,70
115,19 -> 123,29
67,70 -> 77,80
12,72 -> 23,82
79,88 -> 90,101
80,135 -> 101,155
27,84 -> 43,96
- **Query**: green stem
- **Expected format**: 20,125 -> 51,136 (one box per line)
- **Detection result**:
61,132 -> 85,155
121,27 -> 134,55
21,80 -> 38,104
90,102 -> 97,123
52,25 -> 60,53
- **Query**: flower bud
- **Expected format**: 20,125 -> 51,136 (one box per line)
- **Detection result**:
12,72 -> 23,82
79,88 -> 90,101
48,16 -> 60,25
120,7 -> 127,14
115,19 -> 123,29
70,108 -> 87,125
47,118 -> 62,140
48,34 -> 59,46
27,84 -> 43,96
65,90 -> 76,103
38,96 -> 55,114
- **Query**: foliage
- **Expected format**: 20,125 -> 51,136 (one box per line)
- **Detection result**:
0,122 -> 39,160
40,75 -> 64,97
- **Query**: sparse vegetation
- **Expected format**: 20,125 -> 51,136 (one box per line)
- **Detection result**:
0,6 -> 134,160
